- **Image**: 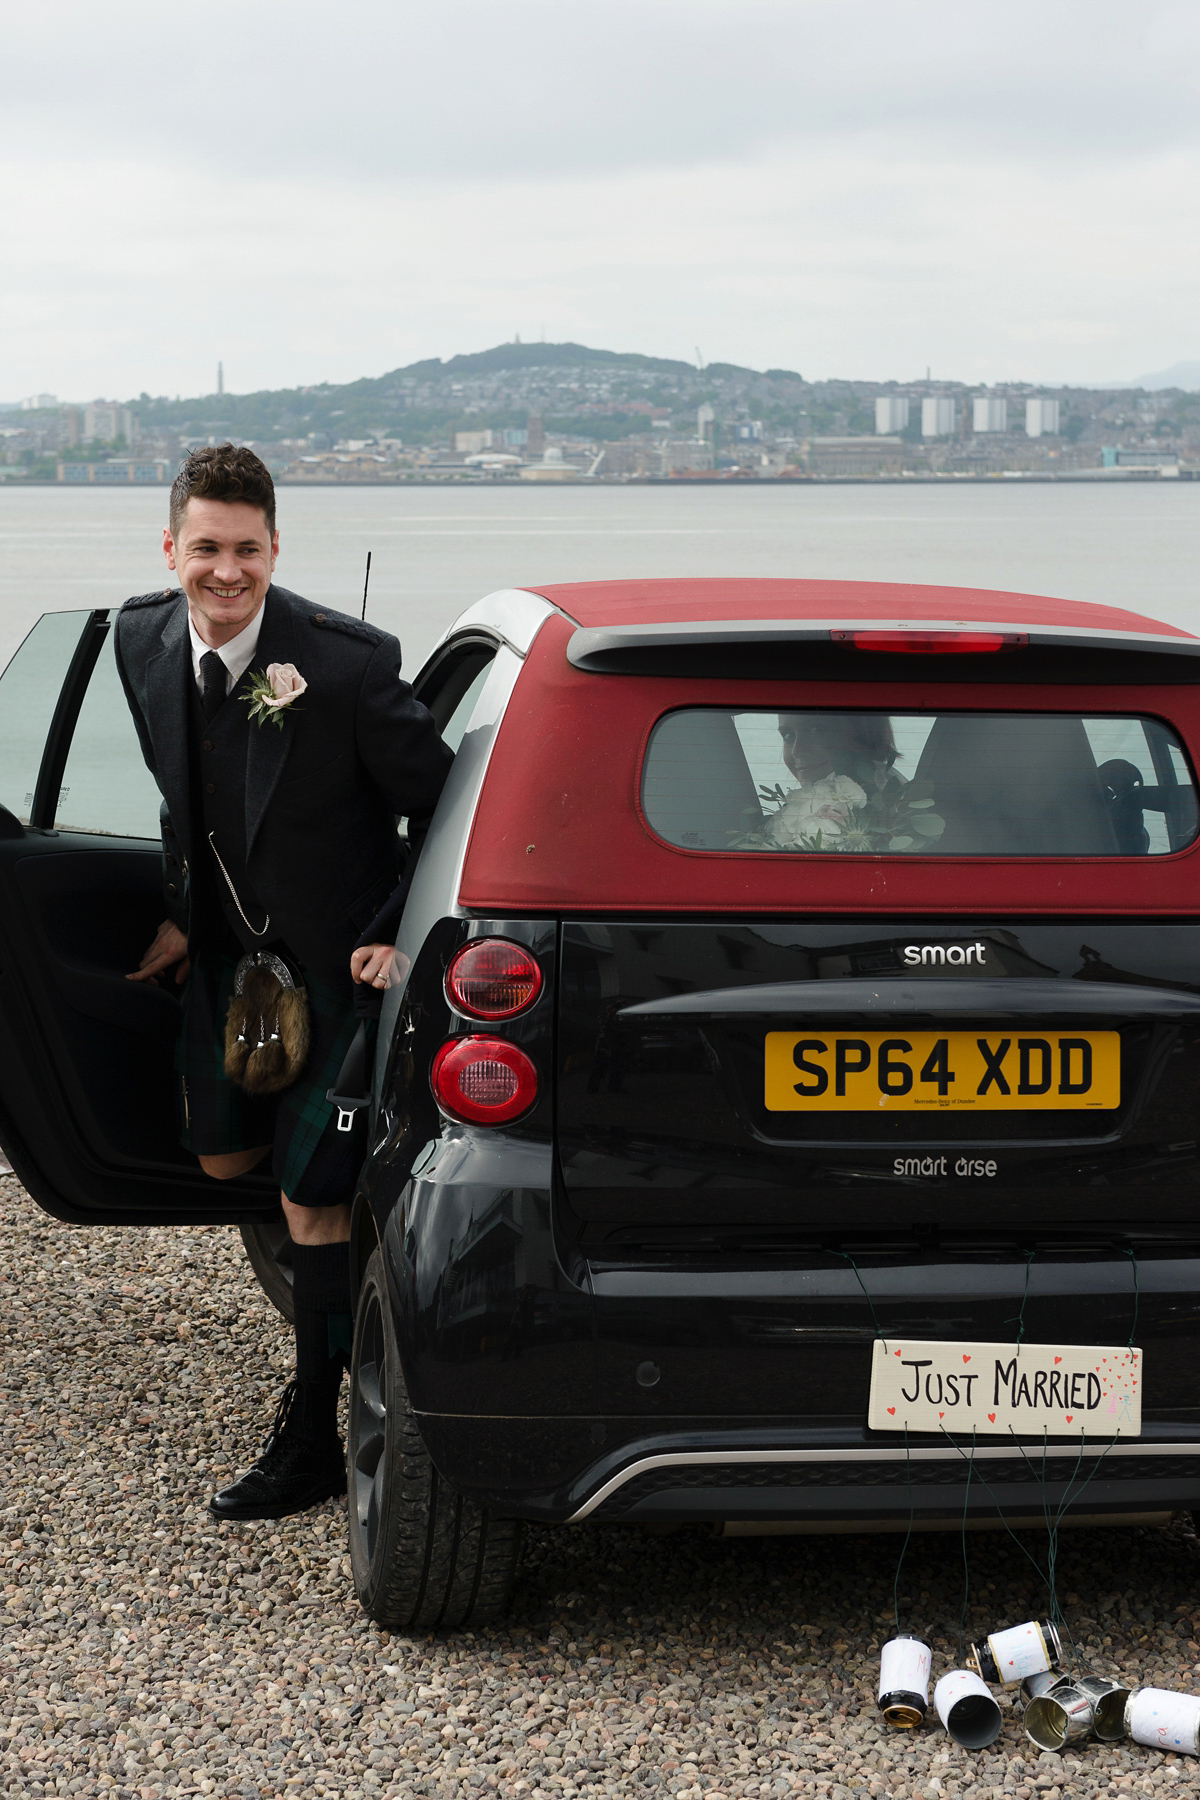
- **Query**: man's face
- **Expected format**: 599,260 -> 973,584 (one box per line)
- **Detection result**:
163,497 -> 279,642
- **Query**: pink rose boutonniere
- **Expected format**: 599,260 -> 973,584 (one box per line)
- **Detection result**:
243,662 -> 307,730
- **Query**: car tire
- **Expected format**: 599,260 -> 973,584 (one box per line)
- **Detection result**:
348,1244 -> 523,1629
239,1221 -> 295,1322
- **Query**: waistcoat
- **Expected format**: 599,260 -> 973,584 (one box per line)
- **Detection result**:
187,676 -> 271,951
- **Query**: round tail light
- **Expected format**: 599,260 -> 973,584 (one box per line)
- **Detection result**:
445,939 -> 543,1019
431,1035 -> 538,1125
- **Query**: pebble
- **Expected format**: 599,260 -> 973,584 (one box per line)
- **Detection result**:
2,1170 -> 1200,1799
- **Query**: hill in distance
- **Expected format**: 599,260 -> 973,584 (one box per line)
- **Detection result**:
1119,361 -> 1200,392
119,342 -> 820,445
103,339 -> 1200,445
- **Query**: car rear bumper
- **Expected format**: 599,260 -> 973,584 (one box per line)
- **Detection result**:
415,1414 -> 1200,1526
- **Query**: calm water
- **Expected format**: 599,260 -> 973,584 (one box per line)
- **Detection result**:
1,481 -> 1198,674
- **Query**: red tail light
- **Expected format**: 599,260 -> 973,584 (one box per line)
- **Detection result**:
431,1036 -> 538,1124
830,629 -> 1028,654
445,939 -> 543,1019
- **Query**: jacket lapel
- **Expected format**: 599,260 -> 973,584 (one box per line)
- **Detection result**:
244,585 -> 297,856
143,597 -> 193,856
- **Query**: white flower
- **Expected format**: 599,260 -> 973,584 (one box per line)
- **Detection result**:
766,773 -> 867,848
261,662 -> 307,708
243,662 -> 308,729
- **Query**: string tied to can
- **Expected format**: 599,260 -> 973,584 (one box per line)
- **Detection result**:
936,1424 -> 1050,1589
1005,1422 -> 1124,1672
957,1425 -> 977,1663
825,1246 -> 887,1344
1118,1244 -> 1140,1350
1004,1247 -> 1037,1345
891,1424 -> 915,1638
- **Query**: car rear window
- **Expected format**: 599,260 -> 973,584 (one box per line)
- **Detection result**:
641,709 -> 1200,856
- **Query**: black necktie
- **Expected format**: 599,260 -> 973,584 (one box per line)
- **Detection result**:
200,650 -> 227,721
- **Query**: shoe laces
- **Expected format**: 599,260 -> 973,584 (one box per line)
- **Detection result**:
265,1379 -> 302,1453
262,1379 -> 338,1458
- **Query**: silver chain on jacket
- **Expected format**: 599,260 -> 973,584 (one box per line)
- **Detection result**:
206,831 -> 271,939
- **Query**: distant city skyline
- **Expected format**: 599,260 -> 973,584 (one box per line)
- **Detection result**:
8,343 -> 1200,416
4,340 -> 1193,489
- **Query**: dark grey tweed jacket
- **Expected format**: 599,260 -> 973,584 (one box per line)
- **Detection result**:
114,582 -> 452,985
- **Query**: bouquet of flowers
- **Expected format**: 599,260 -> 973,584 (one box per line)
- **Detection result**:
733,764 -> 945,854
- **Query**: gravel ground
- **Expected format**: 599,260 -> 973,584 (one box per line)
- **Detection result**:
4,1173 -> 1200,1800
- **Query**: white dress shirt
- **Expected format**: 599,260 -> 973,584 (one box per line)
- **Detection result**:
187,602 -> 266,697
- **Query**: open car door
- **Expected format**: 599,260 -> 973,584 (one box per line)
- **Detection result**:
0,608 -> 278,1226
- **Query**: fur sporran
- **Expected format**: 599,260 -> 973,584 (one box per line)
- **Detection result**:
224,952 -> 311,1095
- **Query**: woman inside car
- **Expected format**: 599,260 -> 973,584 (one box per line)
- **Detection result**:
765,711 -> 904,850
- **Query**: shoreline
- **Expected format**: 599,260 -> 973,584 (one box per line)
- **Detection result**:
1,467 -> 1190,490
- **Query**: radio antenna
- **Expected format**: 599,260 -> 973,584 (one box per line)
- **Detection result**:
361,550 -> 372,620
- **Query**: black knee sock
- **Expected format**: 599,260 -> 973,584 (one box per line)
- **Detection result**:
290,1242 -> 353,1442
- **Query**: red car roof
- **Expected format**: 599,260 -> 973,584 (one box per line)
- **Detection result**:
527,578 -> 1195,639
459,606 -> 1200,918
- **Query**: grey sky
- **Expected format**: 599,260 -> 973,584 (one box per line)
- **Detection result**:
3,0 -> 1198,397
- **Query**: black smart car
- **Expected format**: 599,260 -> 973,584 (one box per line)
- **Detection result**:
3,577 -> 1200,1629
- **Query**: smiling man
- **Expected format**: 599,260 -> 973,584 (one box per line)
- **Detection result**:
114,444 -> 452,1519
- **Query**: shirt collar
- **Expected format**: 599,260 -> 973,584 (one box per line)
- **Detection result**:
187,601 -> 266,688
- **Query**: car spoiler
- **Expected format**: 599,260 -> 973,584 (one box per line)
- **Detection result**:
565,619 -> 1200,682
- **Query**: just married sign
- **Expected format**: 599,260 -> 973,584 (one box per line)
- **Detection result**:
868,1338 -> 1142,1437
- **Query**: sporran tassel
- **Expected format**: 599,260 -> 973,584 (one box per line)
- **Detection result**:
224,954 -> 311,1095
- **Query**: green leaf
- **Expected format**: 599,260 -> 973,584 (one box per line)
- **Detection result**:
907,798 -> 935,809
911,814 -> 945,837
888,835 -> 914,850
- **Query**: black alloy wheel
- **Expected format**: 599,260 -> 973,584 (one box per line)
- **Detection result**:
239,1221 -> 295,1322
347,1245 -> 523,1629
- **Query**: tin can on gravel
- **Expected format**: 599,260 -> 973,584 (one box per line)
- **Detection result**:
878,1636 -> 933,1729
968,1618 -> 1062,1686
933,1670 -> 1003,1749
1125,1688 -> 1200,1755
1075,1676 -> 1130,1743
1019,1670 -> 1066,1707
1023,1684 -> 1094,1751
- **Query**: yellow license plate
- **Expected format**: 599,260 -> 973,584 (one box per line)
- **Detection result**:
764,1029 -> 1120,1112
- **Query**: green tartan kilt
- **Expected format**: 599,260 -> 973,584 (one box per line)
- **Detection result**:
176,942 -> 374,1206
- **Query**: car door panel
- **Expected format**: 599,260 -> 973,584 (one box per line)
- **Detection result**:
9,844 -> 181,1164
0,610 -> 277,1225
0,827 -> 279,1221
18,846 -> 179,1042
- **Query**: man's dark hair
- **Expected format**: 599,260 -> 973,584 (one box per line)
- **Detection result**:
169,443 -> 276,540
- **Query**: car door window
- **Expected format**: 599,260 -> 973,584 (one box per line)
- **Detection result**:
439,656 -> 496,753
0,611 -> 95,825
417,639 -> 498,752
55,627 -> 163,837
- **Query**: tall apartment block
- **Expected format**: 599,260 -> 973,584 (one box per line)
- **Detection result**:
83,402 -> 135,444
972,397 -> 1008,433
875,397 -> 910,434
921,397 -> 957,438
1025,398 -> 1061,437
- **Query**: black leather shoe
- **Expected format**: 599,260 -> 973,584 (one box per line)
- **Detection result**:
209,1380 -> 346,1522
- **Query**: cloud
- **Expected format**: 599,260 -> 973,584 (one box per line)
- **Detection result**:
3,0 -> 1199,395
6,0 -> 1200,179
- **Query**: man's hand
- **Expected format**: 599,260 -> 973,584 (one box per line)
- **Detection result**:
128,920 -> 190,984
351,943 -> 392,989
